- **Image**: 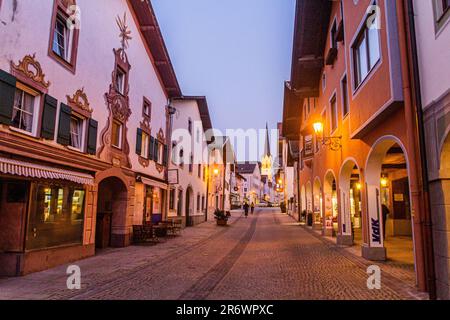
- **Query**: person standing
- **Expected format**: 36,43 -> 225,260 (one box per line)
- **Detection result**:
251,202 -> 255,215
243,202 -> 249,218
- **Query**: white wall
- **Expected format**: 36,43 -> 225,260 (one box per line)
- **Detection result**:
169,99 -> 208,218
413,0 -> 450,107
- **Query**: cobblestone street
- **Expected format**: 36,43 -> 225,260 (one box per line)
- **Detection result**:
0,208 -> 427,300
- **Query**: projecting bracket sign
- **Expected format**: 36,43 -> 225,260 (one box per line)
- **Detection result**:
168,169 -> 179,185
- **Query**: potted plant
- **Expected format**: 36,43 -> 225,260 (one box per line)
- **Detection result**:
214,209 -> 229,226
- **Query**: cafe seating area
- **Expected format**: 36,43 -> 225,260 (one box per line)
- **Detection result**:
133,218 -> 183,245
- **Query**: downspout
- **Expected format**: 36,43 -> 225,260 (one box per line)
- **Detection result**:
396,0 -> 433,295
165,100 -> 176,221
404,0 -> 437,299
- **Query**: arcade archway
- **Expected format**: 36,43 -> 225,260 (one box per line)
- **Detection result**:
324,171 -> 338,237
339,159 -> 362,246
365,137 -> 415,271
313,178 -> 323,229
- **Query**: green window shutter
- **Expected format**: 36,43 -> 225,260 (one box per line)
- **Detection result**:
163,145 -> 168,166
87,119 -> 98,155
154,140 -> 160,163
40,95 -> 58,140
148,136 -> 155,160
0,69 -> 17,125
136,128 -> 143,156
57,103 -> 72,146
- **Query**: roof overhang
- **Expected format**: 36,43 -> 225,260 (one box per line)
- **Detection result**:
290,0 -> 331,97
128,0 -> 182,98
174,96 -> 213,133
282,81 -> 302,140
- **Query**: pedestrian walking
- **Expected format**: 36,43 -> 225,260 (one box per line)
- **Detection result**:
251,202 -> 255,215
243,202 -> 249,218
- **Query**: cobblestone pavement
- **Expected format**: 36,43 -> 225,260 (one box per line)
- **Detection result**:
0,208 -> 427,300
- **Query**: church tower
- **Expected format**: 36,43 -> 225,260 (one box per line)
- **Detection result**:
261,123 -> 273,180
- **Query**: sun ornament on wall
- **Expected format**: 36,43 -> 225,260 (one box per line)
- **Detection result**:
116,12 -> 132,51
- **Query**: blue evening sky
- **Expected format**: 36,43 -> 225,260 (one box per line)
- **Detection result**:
152,0 -> 295,160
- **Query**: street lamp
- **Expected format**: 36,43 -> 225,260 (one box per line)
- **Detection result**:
380,176 -> 389,188
313,121 -> 342,151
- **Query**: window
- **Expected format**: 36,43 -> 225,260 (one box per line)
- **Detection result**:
330,95 -> 338,132
198,164 -> 202,178
11,85 -> 38,134
353,18 -> 381,88
331,20 -> 338,49
341,75 -> 349,117
189,153 -> 194,173
196,128 -> 200,143
116,68 -> 126,95
169,189 -> 175,210
179,148 -> 184,167
143,98 -> 151,118
69,115 -> 84,150
202,195 -> 205,211
197,194 -> 201,212
52,13 -> 73,62
26,184 -> 85,250
141,131 -> 149,158
434,0 -> 450,31
188,119 -> 192,134
48,1 -> 79,73
111,120 -> 123,149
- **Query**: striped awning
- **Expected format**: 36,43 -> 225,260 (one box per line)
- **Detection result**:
0,157 -> 95,185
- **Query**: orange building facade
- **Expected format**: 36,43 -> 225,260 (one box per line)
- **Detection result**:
283,0 -> 434,295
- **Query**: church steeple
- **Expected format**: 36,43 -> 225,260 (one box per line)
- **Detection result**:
264,122 -> 271,157
261,123 -> 273,181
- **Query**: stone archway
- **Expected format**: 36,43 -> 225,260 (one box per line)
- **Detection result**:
339,159 -> 363,246
96,176 -> 128,249
313,178 -> 322,229
323,170 -> 338,237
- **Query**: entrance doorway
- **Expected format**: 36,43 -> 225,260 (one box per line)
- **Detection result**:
96,177 -> 127,249
185,187 -> 193,227
177,189 -> 183,217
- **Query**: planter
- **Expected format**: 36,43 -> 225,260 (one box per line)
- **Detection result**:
216,219 -> 228,226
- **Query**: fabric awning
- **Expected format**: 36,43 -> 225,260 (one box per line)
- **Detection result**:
0,157 -> 94,185
139,177 -> 168,190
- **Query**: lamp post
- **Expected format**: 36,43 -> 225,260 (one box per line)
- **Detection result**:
313,121 -> 342,151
